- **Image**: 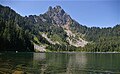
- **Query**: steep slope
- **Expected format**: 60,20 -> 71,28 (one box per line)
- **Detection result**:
0,5 -> 34,51
41,6 -> 88,47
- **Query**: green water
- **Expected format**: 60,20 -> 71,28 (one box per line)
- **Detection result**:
0,52 -> 120,74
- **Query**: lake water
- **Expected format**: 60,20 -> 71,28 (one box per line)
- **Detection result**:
0,52 -> 120,74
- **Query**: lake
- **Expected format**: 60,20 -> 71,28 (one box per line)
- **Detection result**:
0,52 -> 120,74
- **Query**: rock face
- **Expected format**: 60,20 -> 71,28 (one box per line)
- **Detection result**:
25,5 -> 73,27
45,6 -> 72,26
43,6 -> 88,47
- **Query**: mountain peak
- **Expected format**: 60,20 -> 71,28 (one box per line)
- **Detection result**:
48,5 -> 62,10
54,5 -> 62,10
48,6 -> 52,11
47,5 -> 65,14
45,5 -> 71,25
53,5 -> 65,14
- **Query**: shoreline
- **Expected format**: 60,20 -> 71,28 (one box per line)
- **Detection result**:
1,51 -> 120,54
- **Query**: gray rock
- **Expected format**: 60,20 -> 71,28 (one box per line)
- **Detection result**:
45,5 -> 72,26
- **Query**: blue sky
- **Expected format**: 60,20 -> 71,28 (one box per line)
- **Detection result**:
0,0 -> 119,27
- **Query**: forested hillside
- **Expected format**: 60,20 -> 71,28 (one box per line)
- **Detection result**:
83,25 -> 120,52
0,5 -> 119,52
0,5 -> 34,51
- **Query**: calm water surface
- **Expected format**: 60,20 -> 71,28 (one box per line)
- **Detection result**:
0,52 -> 120,74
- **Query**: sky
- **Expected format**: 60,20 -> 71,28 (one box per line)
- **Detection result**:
0,0 -> 120,27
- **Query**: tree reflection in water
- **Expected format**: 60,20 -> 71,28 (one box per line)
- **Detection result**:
0,52 -> 120,74
33,52 -> 87,74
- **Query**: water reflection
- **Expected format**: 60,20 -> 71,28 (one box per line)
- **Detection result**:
0,52 -> 120,74
33,53 -> 70,73
33,53 -> 46,61
66,53 -> 87,74
32,53 -> 87,74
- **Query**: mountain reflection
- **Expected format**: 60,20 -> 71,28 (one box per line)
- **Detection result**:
33,52 -> 87,74
33,53 -> 46,61
67,53 -> 87,73
0,53 -> 120,74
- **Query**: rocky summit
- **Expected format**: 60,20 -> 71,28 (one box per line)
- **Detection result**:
45,6 -> 72,26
